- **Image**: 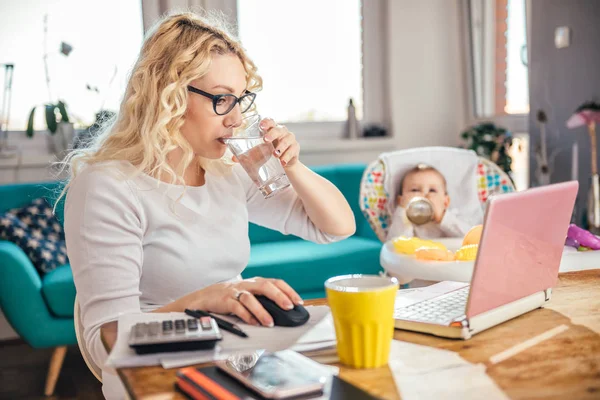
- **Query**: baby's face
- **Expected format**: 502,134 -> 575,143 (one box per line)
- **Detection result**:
399,170 -> 449,210
402,170 -> 446,198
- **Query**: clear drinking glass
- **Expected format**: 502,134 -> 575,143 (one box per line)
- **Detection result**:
221,114 -> 291,198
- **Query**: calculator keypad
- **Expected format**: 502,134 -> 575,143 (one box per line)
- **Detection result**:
128,317 -> 222,353
162,320 -> 173,334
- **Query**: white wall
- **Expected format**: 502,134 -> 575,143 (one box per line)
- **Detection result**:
388,0 -> 468,150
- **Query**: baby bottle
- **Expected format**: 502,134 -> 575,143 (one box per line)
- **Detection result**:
406,197 -> 434,225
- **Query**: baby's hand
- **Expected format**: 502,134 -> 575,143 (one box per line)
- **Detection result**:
430,198 -> 446,224
433,209 -> 445,223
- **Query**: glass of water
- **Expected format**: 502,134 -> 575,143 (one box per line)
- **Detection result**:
221,114 -> 291,198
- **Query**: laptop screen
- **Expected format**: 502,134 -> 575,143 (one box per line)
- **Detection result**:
466,181 -> 578,318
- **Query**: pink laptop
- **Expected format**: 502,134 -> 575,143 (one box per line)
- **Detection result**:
393,180 -> 579,339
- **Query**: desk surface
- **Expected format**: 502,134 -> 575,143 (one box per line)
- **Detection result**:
106,270 -> 600,400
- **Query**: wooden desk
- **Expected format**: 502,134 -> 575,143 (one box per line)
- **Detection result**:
106,270 -> 600,400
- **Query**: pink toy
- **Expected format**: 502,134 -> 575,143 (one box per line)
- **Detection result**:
564,237 -> 579,249
567,224 -> 600,250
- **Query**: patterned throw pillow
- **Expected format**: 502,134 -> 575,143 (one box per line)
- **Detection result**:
0,198 -> 68,275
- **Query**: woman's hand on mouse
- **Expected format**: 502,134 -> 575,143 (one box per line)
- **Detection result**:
175,277 -> 303,327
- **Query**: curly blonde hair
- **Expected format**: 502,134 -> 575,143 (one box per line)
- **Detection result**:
58,10 -> 262,195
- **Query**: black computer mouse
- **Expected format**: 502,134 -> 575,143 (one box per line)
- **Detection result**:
254,295 -> 310,327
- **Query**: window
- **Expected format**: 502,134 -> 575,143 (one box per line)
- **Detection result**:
467,0 -> 529,119
0,0 -> 143,131
236,0 -> 363,123
232,0 -> 389,139
3,1 -> 386,138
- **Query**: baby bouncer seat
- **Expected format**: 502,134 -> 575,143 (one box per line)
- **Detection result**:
359,146 -> 515,284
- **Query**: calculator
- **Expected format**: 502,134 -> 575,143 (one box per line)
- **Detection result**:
128,317 -> 223,354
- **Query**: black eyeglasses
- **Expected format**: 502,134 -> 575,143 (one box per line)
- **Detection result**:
187,85 -> 256,116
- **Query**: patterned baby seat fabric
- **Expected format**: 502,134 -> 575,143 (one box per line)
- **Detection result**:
360,154 -> 515,243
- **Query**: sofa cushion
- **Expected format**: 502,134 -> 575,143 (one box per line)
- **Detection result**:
243,237 -> 383,299
0,181 -> 66,225
0,197 -> 68,275
42,264 -> 76,317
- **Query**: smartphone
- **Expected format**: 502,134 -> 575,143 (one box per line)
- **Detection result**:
215,350 -> 329,399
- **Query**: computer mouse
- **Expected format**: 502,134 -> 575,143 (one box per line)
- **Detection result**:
254,295 -> 310,327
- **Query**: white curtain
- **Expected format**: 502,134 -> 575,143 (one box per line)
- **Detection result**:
141,0 -> 238,33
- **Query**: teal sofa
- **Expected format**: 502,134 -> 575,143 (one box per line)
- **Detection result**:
0,163 -> 382,393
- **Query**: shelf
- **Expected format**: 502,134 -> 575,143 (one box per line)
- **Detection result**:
300,136 -> 395,153
0,136 -> 397,170
0,152 -> 55,169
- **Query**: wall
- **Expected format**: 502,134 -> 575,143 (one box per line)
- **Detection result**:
529,0 -> 600,215
0,133 -> 57,184
388,0 -> 468,150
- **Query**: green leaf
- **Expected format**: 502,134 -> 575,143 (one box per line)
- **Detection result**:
57,100 -> 69,122
45,104 -> 58,134
26,106 -> 36,138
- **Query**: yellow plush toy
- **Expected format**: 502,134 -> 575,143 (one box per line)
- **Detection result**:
392,227 -> 482,262
392,236 -> 447,255
455,244 -> 479,261
415,248 -> 456,261
462,225 -> 483,246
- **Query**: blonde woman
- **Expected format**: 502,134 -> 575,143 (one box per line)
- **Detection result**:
63,11 -> 355,398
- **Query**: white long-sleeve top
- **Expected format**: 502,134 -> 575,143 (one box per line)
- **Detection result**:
386,206 -> 476,241
64,160 -> 341,398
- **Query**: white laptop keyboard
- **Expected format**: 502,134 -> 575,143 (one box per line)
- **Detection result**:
394,286 -> 470,326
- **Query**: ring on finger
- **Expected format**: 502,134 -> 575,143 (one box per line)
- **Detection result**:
233,289 -> 250,302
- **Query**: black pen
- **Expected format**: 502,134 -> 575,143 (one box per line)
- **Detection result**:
184,309 -> 248,338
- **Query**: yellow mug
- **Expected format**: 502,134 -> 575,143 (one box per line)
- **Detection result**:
325,274 -> 399,368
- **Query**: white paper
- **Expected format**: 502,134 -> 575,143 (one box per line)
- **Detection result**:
106,306 -> 331,369
293,312 -> 336,344
289,340 -> 337,353
388,339 -> 469,373
389,340 -> 509,400
393,364 -> 509,400
289,312 -> 337,353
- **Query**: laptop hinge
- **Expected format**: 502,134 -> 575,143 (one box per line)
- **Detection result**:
452,315 -> 471,330
544,288 -> 552,301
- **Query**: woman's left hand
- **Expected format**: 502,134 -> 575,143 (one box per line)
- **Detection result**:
260,118 -> 300,168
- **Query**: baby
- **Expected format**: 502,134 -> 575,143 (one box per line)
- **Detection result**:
386,164 -> 474,240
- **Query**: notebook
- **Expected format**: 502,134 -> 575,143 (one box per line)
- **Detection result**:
176,365 -> 383,400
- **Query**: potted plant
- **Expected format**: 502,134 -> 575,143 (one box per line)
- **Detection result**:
24,15 -> 77,156
460,122 -> 514,179
26,100 -> 75,156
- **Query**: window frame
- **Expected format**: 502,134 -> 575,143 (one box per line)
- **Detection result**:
461,0 -> 531,133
